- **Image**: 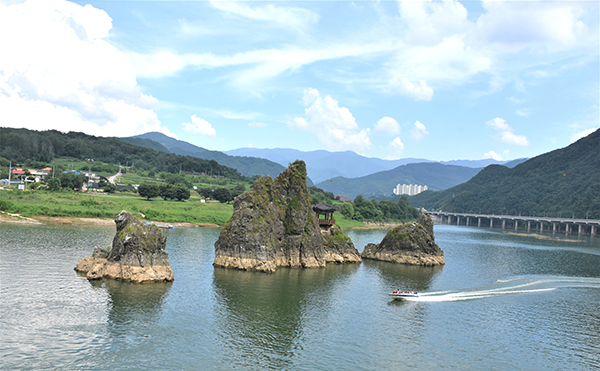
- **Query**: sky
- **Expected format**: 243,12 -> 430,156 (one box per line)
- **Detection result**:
0,0 -> 598,162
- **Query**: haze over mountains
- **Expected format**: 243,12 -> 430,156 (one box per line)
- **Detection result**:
127,132 -> 528,199
130,132 -> 286,179
225,147 -> 523,183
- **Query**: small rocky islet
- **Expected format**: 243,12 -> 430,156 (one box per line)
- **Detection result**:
75,210 -> 174,283
361,209 -> 445,266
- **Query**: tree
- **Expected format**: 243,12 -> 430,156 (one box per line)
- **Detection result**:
103,183 -> 118,193
173,183 -> 191,201
340,202 -> 354,219
231,184 -> 246,198
160,183 -> 174,200
138,182 -> 160,200
197,187 -> 213,199
59,172 -> 84,190
47,177 -> 61,191
213,187 -> 233,203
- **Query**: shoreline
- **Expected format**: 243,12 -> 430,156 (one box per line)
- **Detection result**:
0,212 -> 221,228
0,211 -> 402,230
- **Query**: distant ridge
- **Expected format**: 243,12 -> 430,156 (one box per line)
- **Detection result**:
226,147 -> 523,183
409,129 -> 600,219
315,162 -> 482,200
129,132 -> 286,179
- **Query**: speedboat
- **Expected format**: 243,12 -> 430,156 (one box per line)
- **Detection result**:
389,291 -> 418,300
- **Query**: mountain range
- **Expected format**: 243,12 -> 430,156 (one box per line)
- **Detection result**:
126,132 -> 528,199
129,132 -> 286,179
409,128 -> 600,219
225,147 -> 525,183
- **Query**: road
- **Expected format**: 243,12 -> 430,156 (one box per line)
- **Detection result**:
107,165 -> 122,185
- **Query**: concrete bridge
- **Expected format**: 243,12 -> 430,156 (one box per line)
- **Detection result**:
429,211 -> 600,237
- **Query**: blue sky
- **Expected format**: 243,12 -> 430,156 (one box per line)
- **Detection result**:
1,0 -> 598,162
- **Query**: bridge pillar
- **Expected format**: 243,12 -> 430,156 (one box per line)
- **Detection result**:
457,217 -> 460,226
490,219 -> 494,228
565,224 -> 570,235
578,224 -> 583,235
514,220 -> 518,231
466,217 -> 470,226
540,223 -> 544,233
553,223 -> 557,233
502,220 -> 506,229
478,218 -> 481,227
527,221 -> 531,232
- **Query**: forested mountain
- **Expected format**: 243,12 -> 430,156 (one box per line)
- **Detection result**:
226,147 -> 520,183
315,162 -> 482,200
130,132 -> 286,178
409,129 -> 600,219
0,127 -> 244,180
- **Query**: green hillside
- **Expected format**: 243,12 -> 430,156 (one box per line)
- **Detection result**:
131,132 -> 286,178
409,129 -> 600,219
316,162 -> 482,200
0,127 -> 244,180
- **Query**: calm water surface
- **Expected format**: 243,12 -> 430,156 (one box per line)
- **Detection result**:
1,223 -> 599,370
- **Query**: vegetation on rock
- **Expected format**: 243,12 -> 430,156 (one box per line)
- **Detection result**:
362,210 -> 444,266
214,160 -> 361,273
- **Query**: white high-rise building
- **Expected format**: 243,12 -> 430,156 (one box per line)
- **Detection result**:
393,184 -> 428,196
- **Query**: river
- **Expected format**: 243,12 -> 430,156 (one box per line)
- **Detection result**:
1,223 -> 599,370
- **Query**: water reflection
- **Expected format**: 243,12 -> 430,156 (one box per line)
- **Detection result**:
362,259 -> 442,293
88,279 -> 172,345
212,264 -> 360,369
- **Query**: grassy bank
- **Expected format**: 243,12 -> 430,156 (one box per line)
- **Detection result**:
0,189 -> 405,230
0,189 -> 233,225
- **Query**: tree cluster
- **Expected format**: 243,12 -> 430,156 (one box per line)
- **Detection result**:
339,194 -> 420,222
138,182 -> 190,201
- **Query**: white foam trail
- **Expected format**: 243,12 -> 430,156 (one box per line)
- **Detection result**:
404,276 -> 600,302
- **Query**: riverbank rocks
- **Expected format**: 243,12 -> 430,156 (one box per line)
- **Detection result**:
361,210 -> 445,266
75,210 -> 174,283
214,160 -> 361,273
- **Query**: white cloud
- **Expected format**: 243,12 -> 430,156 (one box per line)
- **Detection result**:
411,121 -> 429,140
182,115 -> 216,137
374,117 -> 401,135
0,0 -> 173,138
486,117 -> 512,132
483,150 -> 503,161
516,109 -> 530,117
394,77 -> 434,101
289,88 -> 371,151
209,0 -> 319,31
476,0 -> 587,51
387,137 -> 405,160
486,117 -> 529,146
249,122 -> 267,128
500,131 -> 529,146
398,0 -> 470,46
570,128 -> 597,143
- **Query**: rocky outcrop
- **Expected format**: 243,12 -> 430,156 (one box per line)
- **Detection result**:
214,160 -> 361,273
361,210 -> 444,266
75,211 -> 174,283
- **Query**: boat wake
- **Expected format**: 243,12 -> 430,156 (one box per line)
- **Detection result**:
405,276 -> 600,302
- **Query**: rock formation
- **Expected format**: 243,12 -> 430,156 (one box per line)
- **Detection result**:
75,210 -> 174,283
214,160 -> 361,273
362,209 -> 444,266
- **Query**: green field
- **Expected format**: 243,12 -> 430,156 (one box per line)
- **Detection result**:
0,188 -> 386,230
0,189 -> 233,225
